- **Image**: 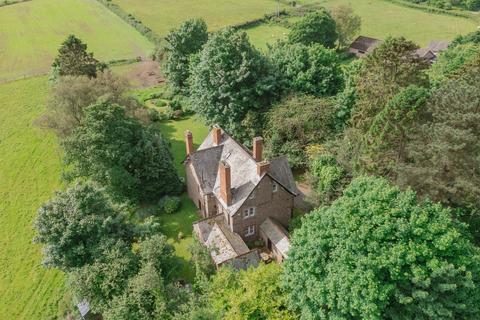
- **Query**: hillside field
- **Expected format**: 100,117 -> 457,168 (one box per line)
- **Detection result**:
111,0 -> 286,36
0,0 -> 153,82
0,76 -> 65,319
320,0 -> 478,46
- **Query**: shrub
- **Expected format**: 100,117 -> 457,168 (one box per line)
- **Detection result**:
158,196 -> 181,214
148,108 -> 160,122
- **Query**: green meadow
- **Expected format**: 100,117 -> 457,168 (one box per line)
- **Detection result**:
112,0 -> 286,36
0,0 -> 153,82
319,0 -> 478,46
0,76 -> 65,319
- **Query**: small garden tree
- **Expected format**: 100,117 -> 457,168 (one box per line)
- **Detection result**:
164,18 -> 208,92
288,9 -> 337,48
331,5 -> 361,48
284,176 -> 480,319
62,102 -> 182,202
51,34 -> 106,80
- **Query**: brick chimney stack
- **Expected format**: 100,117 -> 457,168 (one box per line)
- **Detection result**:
256,160 -> 270,177
185,130 -> 194,156
253,137 -> 263,162
213,125 -> 222,146
219,161 -> 231,205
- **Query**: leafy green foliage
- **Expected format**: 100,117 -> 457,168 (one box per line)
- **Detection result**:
158,195 -> 181,214
164,18 -> 208,92
51,35 -> 106,80
428,43 -> 480,86
63,102 -> 182,203
34,182 -> 134,271
288,10 -> 337,48
264,95 -> 336,168
268,42 -> 343,97
308,152 -> 347,205
189,28 -> 278,142
209,264 -> 296,320
284,176 -> 480,320
331,5 -> 362,48
451,30 -> 480,46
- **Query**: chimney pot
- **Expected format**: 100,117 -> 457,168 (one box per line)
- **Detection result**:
256,161 -> 270,177
185,130 -> 194,156
213,125 -> 222,146
219,161 -> 231,205
253,137 -> 263,162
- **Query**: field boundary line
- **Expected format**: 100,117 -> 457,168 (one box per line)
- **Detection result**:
0,0 -> 31,9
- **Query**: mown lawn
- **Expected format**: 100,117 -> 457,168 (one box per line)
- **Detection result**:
245,23 -> 290,51
112,0 -> 286,36
157,116 -> 209,281
0,76 -> 66,319
318,0 -> 478,46
0,0 -> 153,82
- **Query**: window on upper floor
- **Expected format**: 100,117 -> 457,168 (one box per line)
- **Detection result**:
272,182 -> 278,192
243,207 -> 255,219
244,225 -> 255,237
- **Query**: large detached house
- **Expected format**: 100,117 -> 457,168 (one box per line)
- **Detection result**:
184,125 -> 298,268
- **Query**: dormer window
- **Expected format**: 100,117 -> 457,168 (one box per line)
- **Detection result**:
249,191 -> 255,200
272,182 -> 278,192
243,207 -> 255,219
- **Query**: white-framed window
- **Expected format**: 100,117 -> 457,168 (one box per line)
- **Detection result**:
243,207 -> 255,219
244,225 -> 255,237
249,191 -> 255,200
272,182 -> 278,192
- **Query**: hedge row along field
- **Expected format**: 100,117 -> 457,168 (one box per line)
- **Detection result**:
0,0 -> 153,82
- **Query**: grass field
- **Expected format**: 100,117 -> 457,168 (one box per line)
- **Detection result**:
245,23 -> 290,50
0,0 -> 153,82
112,0 -> 286,36
319,0 -> 478,46
0,76 -> 65,319
158,116 -> 209,281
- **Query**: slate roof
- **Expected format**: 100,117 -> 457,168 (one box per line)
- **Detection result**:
427,40 -> 450,53
193,215 -> 257,266
187,126 -> 297,216
349,36 -> 382,53
260,217 -> 290,258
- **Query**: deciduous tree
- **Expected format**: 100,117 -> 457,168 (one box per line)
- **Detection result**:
288,10 -> 337,48
330,5 -> 361,48
62,103 -> 182,202
284,176 -> 480,320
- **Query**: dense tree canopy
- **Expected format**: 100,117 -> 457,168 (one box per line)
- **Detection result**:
264,95 -> 336,168
288,10 -> 338,48
189,28 -> 277,142
34,182 -> 134,271
269,42 -> 343,97
63,102 -> 182,202
164,18 -> 208,91
51,34 -> 106,80
284,176 -> 480,320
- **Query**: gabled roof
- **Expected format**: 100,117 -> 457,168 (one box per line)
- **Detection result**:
186,127 -> 297,216
193,215 -> 254,266
349,36 -> 383,52
260,217 -> 290,258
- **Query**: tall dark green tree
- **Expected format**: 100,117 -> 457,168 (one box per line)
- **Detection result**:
164,18 -> 208,92
288,9 -> 338,48
51,35 -> 106,80
62,102 -> 182,202
189,28 -> 277,141
34,182 -> 134,271
284,176 -> 480,320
